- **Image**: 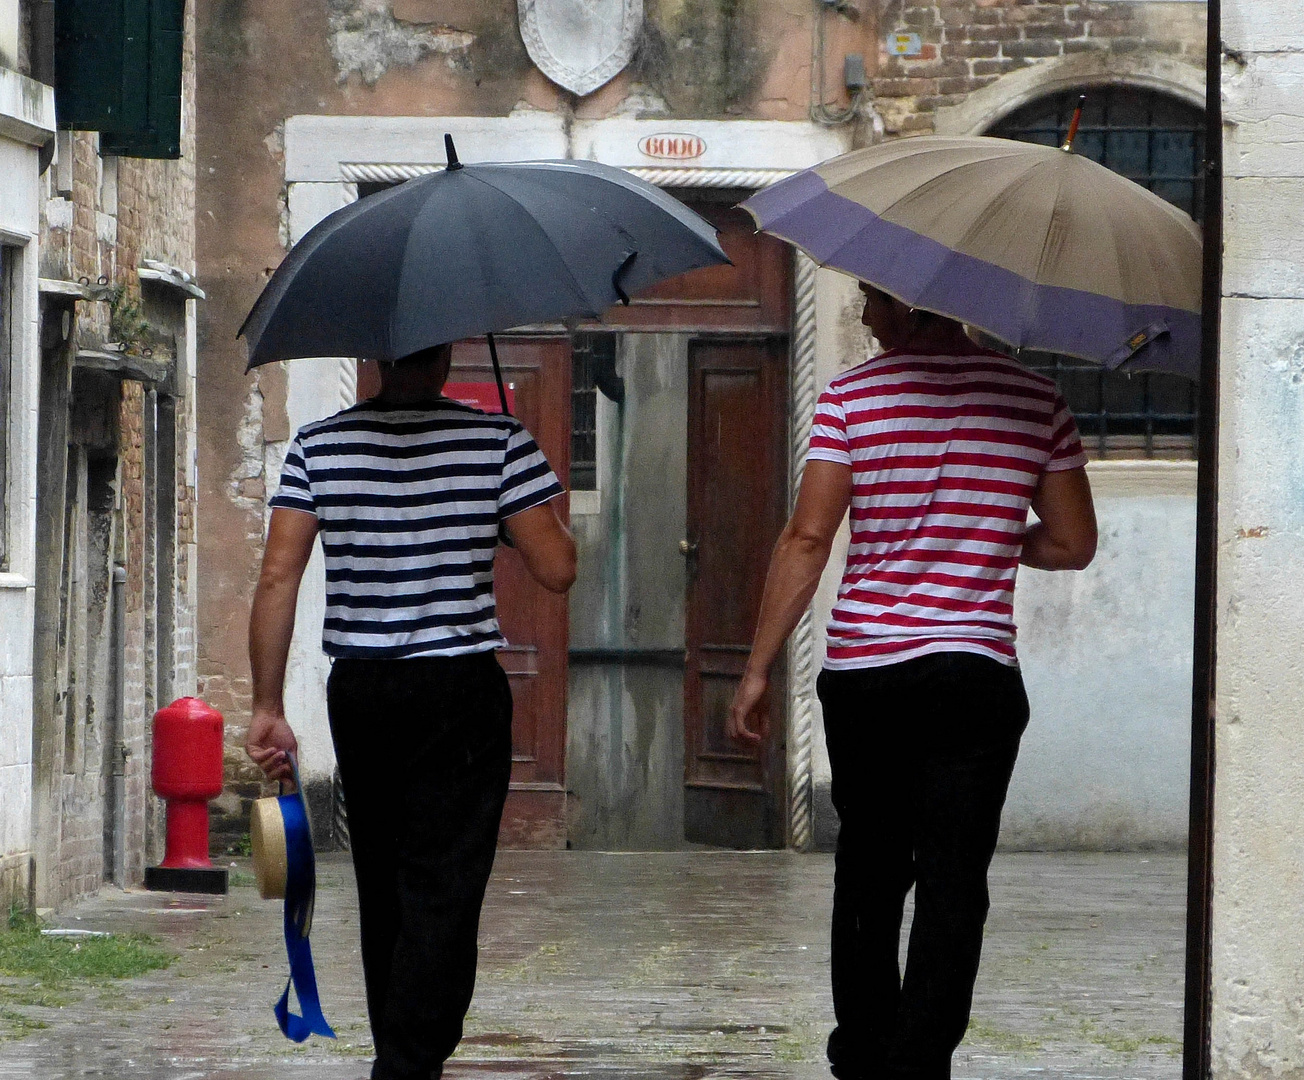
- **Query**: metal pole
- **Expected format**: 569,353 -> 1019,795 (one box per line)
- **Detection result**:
110,564 -> 129,886
1183,0 -> 1222,1075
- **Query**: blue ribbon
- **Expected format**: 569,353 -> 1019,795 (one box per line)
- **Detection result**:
272,768 -> 336,1042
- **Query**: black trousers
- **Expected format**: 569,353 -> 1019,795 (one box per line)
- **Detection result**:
327,651 -> 513,1080
817,652 -> 1029,1080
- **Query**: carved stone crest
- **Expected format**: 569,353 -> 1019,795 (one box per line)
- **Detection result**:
518,0 -> 643,97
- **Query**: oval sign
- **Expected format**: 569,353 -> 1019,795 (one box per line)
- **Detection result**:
638,133 -> 707,161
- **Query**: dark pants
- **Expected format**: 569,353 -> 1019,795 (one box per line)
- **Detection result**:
327,651 -> 513,1080
817,652 -> 1030,1080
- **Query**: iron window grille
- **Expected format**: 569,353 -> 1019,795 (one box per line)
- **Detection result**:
990,86 -> 1205,459
571,333 -> 616,492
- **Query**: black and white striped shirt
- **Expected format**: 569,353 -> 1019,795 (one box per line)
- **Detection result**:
270,399 -> 564,659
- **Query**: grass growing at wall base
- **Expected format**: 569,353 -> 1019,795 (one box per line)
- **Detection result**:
0,907 -> 173,1040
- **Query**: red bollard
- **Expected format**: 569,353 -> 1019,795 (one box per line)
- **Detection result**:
144,697 -> 229,894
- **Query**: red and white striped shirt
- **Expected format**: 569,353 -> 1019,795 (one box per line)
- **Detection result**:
808,348 -> 1087,670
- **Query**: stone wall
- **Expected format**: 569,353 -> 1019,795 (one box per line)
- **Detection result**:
1211,0 -> 1304,1073
23,0 -> 200,906
874,1 -> 1205,135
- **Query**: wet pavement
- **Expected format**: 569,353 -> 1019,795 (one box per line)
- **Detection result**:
0,850 -> 1185,1080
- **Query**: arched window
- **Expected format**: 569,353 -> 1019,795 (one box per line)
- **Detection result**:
990,87 -> 1205,459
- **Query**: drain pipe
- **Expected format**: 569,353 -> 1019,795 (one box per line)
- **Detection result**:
109,564 -> 129,885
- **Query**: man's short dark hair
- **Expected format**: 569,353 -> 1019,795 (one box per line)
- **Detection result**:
396,342 -> 453,366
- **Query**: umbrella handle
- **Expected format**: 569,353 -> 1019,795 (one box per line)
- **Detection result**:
486,332 -> 511,416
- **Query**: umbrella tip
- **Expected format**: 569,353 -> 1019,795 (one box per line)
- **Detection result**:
1060,94 -> 1087,153
444,133 -> 463,171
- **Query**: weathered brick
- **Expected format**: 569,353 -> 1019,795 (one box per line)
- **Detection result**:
875,76 -> 944,97
1004,3 -> 1068,23
902,59 -> 971,79
950,41 -> 1001,59
1022,21 -> 1070,39
970,57 -> 1020,75
1003,38 -> 1063,58
969,24 -> 1022,42
937,76 -> 980,95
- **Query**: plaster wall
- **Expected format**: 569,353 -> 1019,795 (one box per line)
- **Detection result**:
1009,473 -> 1195,850
0,69 -> 51,909
1209,4 -> 1304,1062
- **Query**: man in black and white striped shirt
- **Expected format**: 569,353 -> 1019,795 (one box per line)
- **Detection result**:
245,342 -> 575,1080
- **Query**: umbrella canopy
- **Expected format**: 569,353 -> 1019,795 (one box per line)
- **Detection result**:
741,135 -> 1202,376
240,142 -> 728,370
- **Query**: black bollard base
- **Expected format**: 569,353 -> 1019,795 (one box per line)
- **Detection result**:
144,865 -> 229,895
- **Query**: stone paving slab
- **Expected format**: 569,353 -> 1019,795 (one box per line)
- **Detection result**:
0,851 -> 1185,1080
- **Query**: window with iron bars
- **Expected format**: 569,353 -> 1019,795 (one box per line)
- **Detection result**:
571,333 -> 615,491
990,86 -> 1204,459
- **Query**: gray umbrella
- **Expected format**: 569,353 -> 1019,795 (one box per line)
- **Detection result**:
240,136 -> 728,378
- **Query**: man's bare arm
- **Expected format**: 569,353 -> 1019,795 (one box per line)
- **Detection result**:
504,500 -> 577,594
1022,467 -> 1098,571
246,507 -> 319,783
727,460 -> 852,743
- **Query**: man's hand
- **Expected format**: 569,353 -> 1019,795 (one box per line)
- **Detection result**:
727,669 -> 771,745
724,460 -> 851,748
246,709 -> 298,785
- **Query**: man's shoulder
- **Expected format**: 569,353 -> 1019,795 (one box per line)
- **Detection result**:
298,400 -> 520,443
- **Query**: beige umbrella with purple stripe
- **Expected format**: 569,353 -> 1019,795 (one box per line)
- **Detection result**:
741,130 -> 1202,376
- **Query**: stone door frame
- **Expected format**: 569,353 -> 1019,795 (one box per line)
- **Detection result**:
281,114 -> 847,849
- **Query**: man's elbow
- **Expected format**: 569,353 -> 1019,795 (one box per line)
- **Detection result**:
538,541 -> 577,594
784,523 -> 835,562
1065,529 -> 1098,571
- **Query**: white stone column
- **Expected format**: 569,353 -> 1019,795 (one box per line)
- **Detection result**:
0,67 -> 53,907
1211,3 -> 1304,1074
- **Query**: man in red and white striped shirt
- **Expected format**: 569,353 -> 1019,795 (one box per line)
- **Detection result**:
729,285 -> 1097,1080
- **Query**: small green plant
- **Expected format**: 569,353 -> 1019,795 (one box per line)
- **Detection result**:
964,1018 -> 1043,1053
0,902 -> 174,1040
1074,1016 -> 1180,1055
108,286 -> 154,354
0,917 -> 172,984
231,833 -> 253,857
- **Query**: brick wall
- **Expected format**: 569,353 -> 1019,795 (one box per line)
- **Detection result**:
30,0 -> 199,904
872,1 -> 1204,135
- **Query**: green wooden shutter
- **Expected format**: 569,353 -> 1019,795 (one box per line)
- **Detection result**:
54,0 -> 150,133
100,0 -> 186,159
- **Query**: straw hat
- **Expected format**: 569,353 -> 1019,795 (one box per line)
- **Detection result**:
250,794 -> 289,900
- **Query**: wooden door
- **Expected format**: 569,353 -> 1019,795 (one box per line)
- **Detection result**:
449,336 -> 572,847
684,336 -> 789,849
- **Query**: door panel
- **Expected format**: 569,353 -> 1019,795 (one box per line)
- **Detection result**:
684,336 -> 789,848
449,336 -> 571,848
